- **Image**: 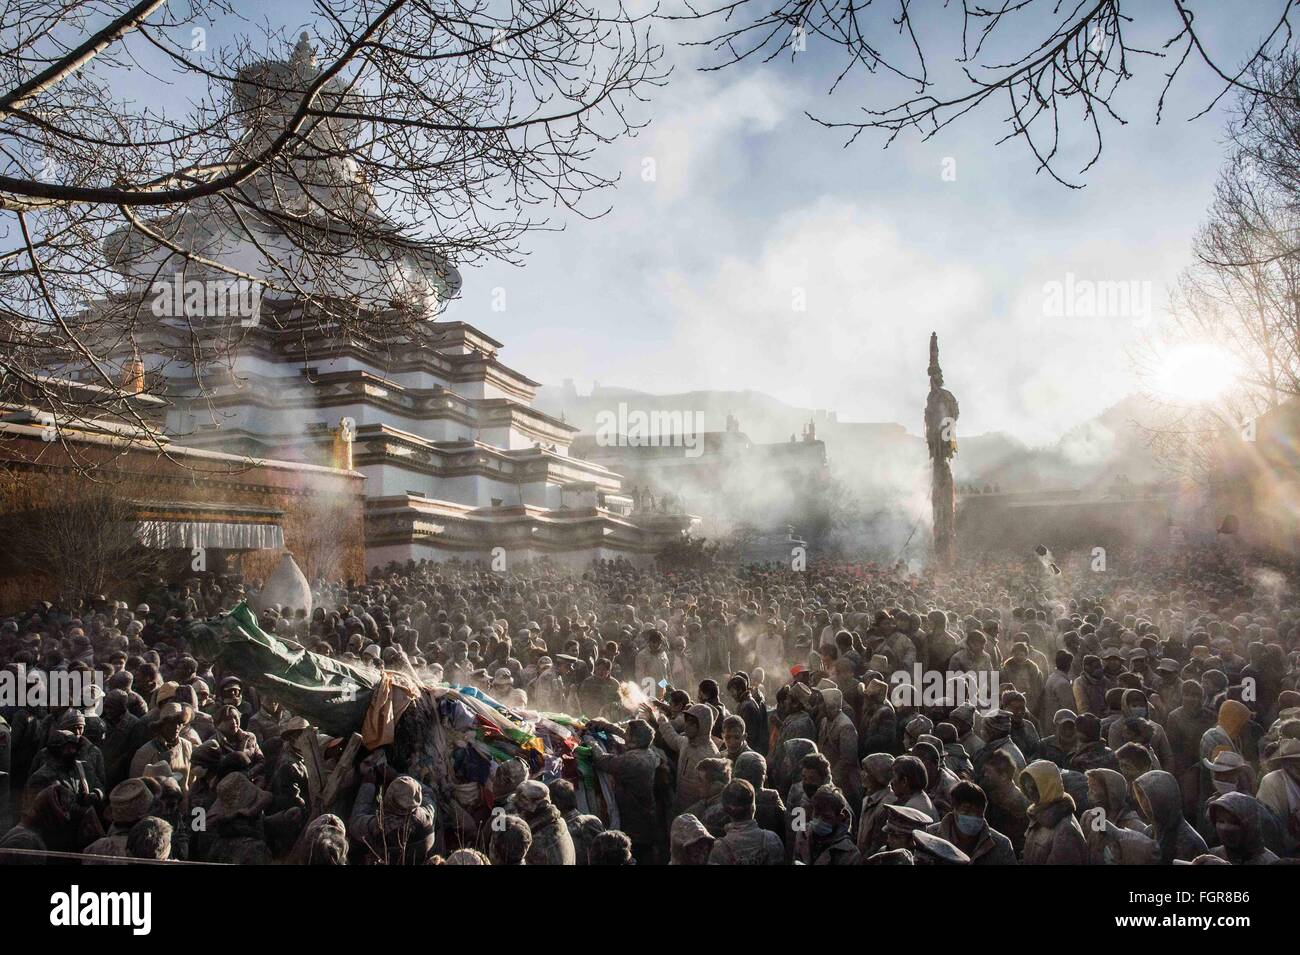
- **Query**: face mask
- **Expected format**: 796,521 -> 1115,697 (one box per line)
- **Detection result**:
1212,779 -> 1236,795
809,819 -> 834,838
955,813 -> 983,836
1132,707 -> 1148,720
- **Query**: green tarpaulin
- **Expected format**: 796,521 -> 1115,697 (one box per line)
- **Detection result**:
188,602 -> 375,737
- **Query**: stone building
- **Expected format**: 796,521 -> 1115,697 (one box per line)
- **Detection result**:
0,393 -> 365,611
88,35 -> 692,573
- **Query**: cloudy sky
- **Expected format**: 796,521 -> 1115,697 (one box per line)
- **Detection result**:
117,2 -> 1283,446
460,2 -> 1276,445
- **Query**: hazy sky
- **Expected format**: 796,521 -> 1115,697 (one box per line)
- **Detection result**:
463,2 -> 1271,446
113,2 -> 1286,445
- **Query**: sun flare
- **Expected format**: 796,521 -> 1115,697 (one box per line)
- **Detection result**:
1149,343 -> 1239,403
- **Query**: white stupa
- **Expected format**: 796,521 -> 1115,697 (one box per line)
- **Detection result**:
101,34 -> 695,572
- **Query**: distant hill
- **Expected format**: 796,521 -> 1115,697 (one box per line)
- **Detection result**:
535,381 -> 835,444
537,382 -> 1165,493
957,395 -> 1165,492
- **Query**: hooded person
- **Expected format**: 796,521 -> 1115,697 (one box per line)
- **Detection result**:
286,813 -> 348,865
771,683 -> 819,789
1085,767 -> 1144,831
1079,798 -> 1161,866
859,675 -> 898,757
0,783 -> 78,864
589,718 -> 669,865
1108,689 -> 1174,768
669,812 -> 714,865
349,768 -> 438,865
707,779 -> 785,865
1201,748 -> 1287,850
1206,791 -> 1279,865
508,779 -> 576,865
653,701 -> 721,814
1132,769 -> 1209,864
1115,741 -> 1160,797
1200,698 -> 1252,767
857,752 -> 898,856
817,687 -> 862,809
733,751 -> 786,839
1018,759 -> 1087,865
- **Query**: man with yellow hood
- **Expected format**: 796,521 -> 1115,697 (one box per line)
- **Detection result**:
1018,759 -> 1087,864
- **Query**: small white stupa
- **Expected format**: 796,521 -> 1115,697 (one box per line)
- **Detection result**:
259,553 -> 312,618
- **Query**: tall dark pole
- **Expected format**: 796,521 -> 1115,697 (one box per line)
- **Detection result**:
924,332 -> 960,570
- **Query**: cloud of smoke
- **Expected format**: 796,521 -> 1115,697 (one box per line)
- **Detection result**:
618,679 -> 650,712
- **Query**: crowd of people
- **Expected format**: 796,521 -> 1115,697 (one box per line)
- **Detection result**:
1,543 -> 1298,865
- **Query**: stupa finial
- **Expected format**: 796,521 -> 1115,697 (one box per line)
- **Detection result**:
290,31 -> 317,73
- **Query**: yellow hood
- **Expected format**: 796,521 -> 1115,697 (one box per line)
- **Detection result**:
1020,759 -> 1065,806
1218,699 -> 1251,737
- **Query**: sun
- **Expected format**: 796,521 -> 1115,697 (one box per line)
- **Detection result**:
1149,343 -> 1240,403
